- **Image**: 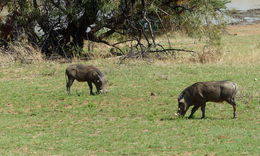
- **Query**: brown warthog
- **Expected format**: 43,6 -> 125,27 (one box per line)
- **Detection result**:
176,81 -> 238,119
65,64 -> 107,95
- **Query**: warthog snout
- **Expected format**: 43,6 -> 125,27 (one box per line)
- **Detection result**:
100,89 -> 109,94
175,113 -> 180,116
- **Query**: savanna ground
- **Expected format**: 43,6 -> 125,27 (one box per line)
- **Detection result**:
0,23 -> 259,155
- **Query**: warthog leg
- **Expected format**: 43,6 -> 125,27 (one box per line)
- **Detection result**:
66,79 -> 74,95
200,103 -> 206,119
87,82 -> 94,95
188,105 -> 200,119
227,98 -> 237,118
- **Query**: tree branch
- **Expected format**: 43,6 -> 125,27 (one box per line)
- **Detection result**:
148,48 -> 196,54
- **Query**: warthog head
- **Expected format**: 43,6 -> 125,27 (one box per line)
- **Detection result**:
176,97 -> 189,117
95,76 -> 108,94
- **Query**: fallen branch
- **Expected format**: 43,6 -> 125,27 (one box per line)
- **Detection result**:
148,48 -> 197,54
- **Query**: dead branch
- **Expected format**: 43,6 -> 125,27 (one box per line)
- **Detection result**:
148,48 -> 197,54
143,11 -> 156,46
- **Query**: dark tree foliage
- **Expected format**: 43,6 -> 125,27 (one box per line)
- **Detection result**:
0,0 -> 229,58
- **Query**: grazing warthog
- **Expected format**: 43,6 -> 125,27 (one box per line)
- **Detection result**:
65,64 -> 107,95
176,81 -> 238,119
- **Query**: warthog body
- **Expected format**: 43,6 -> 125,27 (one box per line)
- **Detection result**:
177,81 -> 238,119
65,64 -> 107,95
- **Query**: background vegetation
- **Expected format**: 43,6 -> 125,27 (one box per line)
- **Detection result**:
0,0 -> 228,57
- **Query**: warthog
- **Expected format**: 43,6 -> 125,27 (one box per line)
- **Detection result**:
176,81 -> 238,119
65,64 -> 107,95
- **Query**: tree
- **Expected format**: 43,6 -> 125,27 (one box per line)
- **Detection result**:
1,0 -> 229,58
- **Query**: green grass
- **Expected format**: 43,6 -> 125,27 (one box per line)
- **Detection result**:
0,35 -> 259,155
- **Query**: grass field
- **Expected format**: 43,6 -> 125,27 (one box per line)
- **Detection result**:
0,24 -> 259,155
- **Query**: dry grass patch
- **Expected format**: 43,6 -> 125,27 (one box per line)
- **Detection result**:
224,49 -> 260,64
190,46 -> 223,64
0,43 -> 43,65
227,23 -> 260,36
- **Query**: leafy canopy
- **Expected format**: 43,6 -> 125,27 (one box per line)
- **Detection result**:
1,0 -> 230,57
